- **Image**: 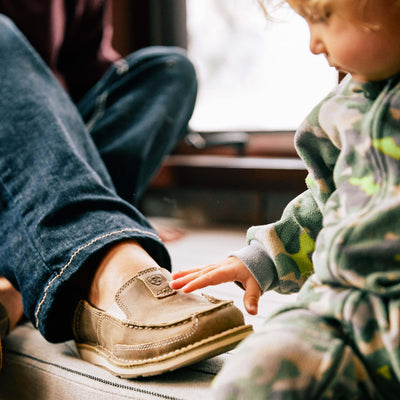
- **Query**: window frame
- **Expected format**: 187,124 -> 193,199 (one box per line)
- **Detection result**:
112,0 -> 188,54
112,0 -> 339,151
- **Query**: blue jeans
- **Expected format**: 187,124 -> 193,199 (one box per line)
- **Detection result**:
0,15 -> 197,342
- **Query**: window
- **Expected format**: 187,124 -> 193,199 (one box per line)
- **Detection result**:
186,0 -> 338,131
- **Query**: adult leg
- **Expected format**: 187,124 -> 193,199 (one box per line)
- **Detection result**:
213,308 -> 383,400
0,14 -> 169,342
77,47 -> 197,205
0,17 -> 250,377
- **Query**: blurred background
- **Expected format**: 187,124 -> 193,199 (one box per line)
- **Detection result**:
111,0 -> 338,226
112,0 -> 338,132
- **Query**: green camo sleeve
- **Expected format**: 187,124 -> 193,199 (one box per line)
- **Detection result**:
233,190 -> 323,294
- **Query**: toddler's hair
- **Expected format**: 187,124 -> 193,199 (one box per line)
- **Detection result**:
259,0 -> 400,7
258,0 -> 400,12
256,0 -> 335,20
284,0 -> 400,10
258,0 -> 400,25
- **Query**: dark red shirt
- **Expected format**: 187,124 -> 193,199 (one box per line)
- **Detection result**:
0,0 -> 120,102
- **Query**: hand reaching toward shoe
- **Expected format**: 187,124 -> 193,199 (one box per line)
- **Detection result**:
170,256 -> 261,315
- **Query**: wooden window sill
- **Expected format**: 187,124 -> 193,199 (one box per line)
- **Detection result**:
152,154 -> 307,192
151,132 -> 306,192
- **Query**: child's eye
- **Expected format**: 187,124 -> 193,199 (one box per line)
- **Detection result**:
308,15 -> 326,23
307,6 -> 332,24
323,8 -> 332,20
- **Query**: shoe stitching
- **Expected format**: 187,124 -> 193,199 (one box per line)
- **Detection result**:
75,301 -> 234,345
98,313 -> 105,346
75,298 -> 232,338
35,228 -> 160,329
114,315 -> 199,352
116,267 -> 161,296
114,266 -> 160,304
154,287 -> 175,298
99,313 -> 190,332
86,325 -> 248,365
120,302 -> 234,329
115,268 -> 231,320
115,268 -> 176,317
201,293 -> 222,304
72,301 -> 83,341
74,300 -> 106,342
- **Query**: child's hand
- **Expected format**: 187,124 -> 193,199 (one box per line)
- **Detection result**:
170,256 -> 261,315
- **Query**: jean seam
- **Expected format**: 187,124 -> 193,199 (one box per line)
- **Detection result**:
85,91 -> 108,132
114,59 -> 129,75
34,227 -> 160,328
84,59 -> 130,132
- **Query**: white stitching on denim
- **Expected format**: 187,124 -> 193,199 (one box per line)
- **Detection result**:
85,91 -> 108,131
34,228 -> 160,328
114,59 -> 129,75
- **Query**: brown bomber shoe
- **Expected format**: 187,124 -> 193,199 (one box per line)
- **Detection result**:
73,267 -> 253,378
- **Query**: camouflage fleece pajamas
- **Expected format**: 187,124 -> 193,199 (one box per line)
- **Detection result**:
214,74 -> 400,399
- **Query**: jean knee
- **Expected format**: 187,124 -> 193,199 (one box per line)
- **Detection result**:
0,14 -> 20,42
164,49 -> 197,86
131,46 -> 197,92
0,14 -> 37,59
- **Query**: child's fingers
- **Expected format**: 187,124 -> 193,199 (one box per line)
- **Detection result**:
171,269 -> 198,280
170,268 -> 212,290
169,278 -> 185,290
171,265 -> 213,279
180,265 -> 237,293
171,270 -> 214,292
243,278 -> 261,315
169,273 -> 199,289
170,257 -> 248,292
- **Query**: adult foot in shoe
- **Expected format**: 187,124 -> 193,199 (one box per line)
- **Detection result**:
74,241 -> 253,377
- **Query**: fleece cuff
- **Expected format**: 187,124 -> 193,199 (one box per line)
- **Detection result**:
230,240 -> 278,294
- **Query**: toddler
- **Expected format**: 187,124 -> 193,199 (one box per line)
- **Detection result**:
171,0 -> 400,398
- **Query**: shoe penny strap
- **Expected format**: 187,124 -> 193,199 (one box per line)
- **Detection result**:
137,268 -> 176,299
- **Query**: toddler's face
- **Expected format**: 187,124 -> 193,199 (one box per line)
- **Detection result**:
292,0 -> 400,82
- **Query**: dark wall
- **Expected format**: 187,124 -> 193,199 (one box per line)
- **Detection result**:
112,0 -> 187,56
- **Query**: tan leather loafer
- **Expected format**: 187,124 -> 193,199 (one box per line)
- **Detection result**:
73,267 -> 253,377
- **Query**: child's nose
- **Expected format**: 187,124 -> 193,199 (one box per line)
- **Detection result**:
309,26 -> 325,55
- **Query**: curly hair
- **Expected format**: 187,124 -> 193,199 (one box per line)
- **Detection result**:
258,0 -> 400,26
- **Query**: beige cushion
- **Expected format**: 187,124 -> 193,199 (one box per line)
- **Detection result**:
1,322 -> 227,399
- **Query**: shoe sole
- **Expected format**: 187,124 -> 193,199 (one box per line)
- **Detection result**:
77,324 -> 253,378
